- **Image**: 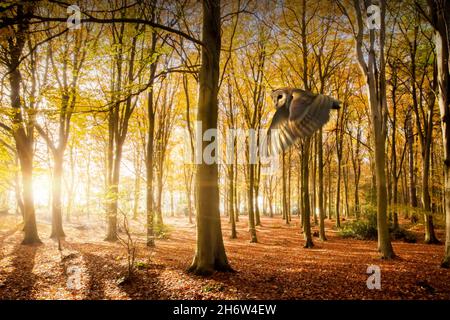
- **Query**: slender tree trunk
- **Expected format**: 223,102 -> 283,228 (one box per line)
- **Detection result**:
392,176 -> 399,230
187,174 -> 193,224
422,68 -> 439,244
353,137 -> 361,220
86,150 -> 91,219
254,163 -> 261,226
343,161 -> 350,219
282,152 -> 289,224
133,150 -> 141,220
335,155 -> 341,228
234,151 -> 239,222
327,162 -> 332,219
105,143 -> 122,241
288,151 -> 292,223
228,164 -> 237,239
145,19 -> 158,247
50,151 -> 65,238
312,144 -> 318,225
247,162 -> 258,242
146,75 -> 156,247
423,152 -> 439,243
390,73 -> 400,230
156,172 -> 164,226
66,147 -> 76,223
354,172 -> 360,219
301,138 -> 314,248
14,156 -> 24,217
317,129 -> 326,240
406,109 -> 419,222
235,188 -> 240,222
183,73 -> 195,225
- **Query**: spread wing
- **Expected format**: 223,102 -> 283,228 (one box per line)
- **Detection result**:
267,90 -> 340,155
289,90 -> 339,138
266,106 -> 297,156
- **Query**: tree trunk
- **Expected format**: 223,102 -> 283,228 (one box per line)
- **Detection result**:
6,4 -> 40,245
312,139 -> 318,225
423,154 -> 439,243
335,155 -> 341,228
374,128 -> 394,258
19,151 -> 41,244
50,151 -> 65,238
351,0 -> 394,259
406,109 -> 419,221
228,164 -> 237,239
282,152 -> 289,224
254,162 -> 261,226
392,176 -> 399,230
86,150 -> 91,219
422,103 -> 439,243
234,149 -> 239,222
188,0 -> 232,275
327,162 -> 332,219
247,162 -> 258,242
146,69 -> 156,247
426,0 -> 450,265
317,129 -> 326,240
187,174 -> 193,224
105,143 -> 122,241
14,156 -> 24,217
66,147 -> 76,222
133,151 -> 141,220
301,138 -> 314,248
156,172 -> 164,226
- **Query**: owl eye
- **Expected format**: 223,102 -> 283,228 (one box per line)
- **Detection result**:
277,95 -> 283,100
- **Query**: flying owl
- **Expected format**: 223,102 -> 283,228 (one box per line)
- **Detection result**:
267,88 -> 340,155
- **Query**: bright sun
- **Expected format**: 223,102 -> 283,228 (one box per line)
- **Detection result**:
33,175 -> 51,207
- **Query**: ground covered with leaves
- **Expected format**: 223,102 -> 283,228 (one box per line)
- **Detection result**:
1,213 -> 449,300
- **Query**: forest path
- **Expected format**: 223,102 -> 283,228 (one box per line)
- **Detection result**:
0,213 -> 450,299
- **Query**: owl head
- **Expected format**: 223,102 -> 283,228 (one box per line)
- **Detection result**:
271,88 -> 292,109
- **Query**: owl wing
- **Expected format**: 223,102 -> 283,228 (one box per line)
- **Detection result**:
289,90 -> 339,138
267,90 -> 340,155
266,106 -> 297,155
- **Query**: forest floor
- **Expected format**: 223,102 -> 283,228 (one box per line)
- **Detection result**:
0,213 -> 450,300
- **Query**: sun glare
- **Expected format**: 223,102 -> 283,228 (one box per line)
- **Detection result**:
33,175 -> 51,207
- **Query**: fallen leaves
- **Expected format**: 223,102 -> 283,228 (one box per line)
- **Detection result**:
0,214 -> 450,300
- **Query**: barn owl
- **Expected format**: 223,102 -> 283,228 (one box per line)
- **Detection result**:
267,88 -> 340,155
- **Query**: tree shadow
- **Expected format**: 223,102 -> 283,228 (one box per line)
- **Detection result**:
62,242 -> 108,299
118,262 -> 170,300
0,243 -> 39,300
63,241 -> 169,299
0,224 -> 21,248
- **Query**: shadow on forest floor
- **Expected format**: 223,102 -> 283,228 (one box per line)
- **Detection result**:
0,242 -> 39,299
